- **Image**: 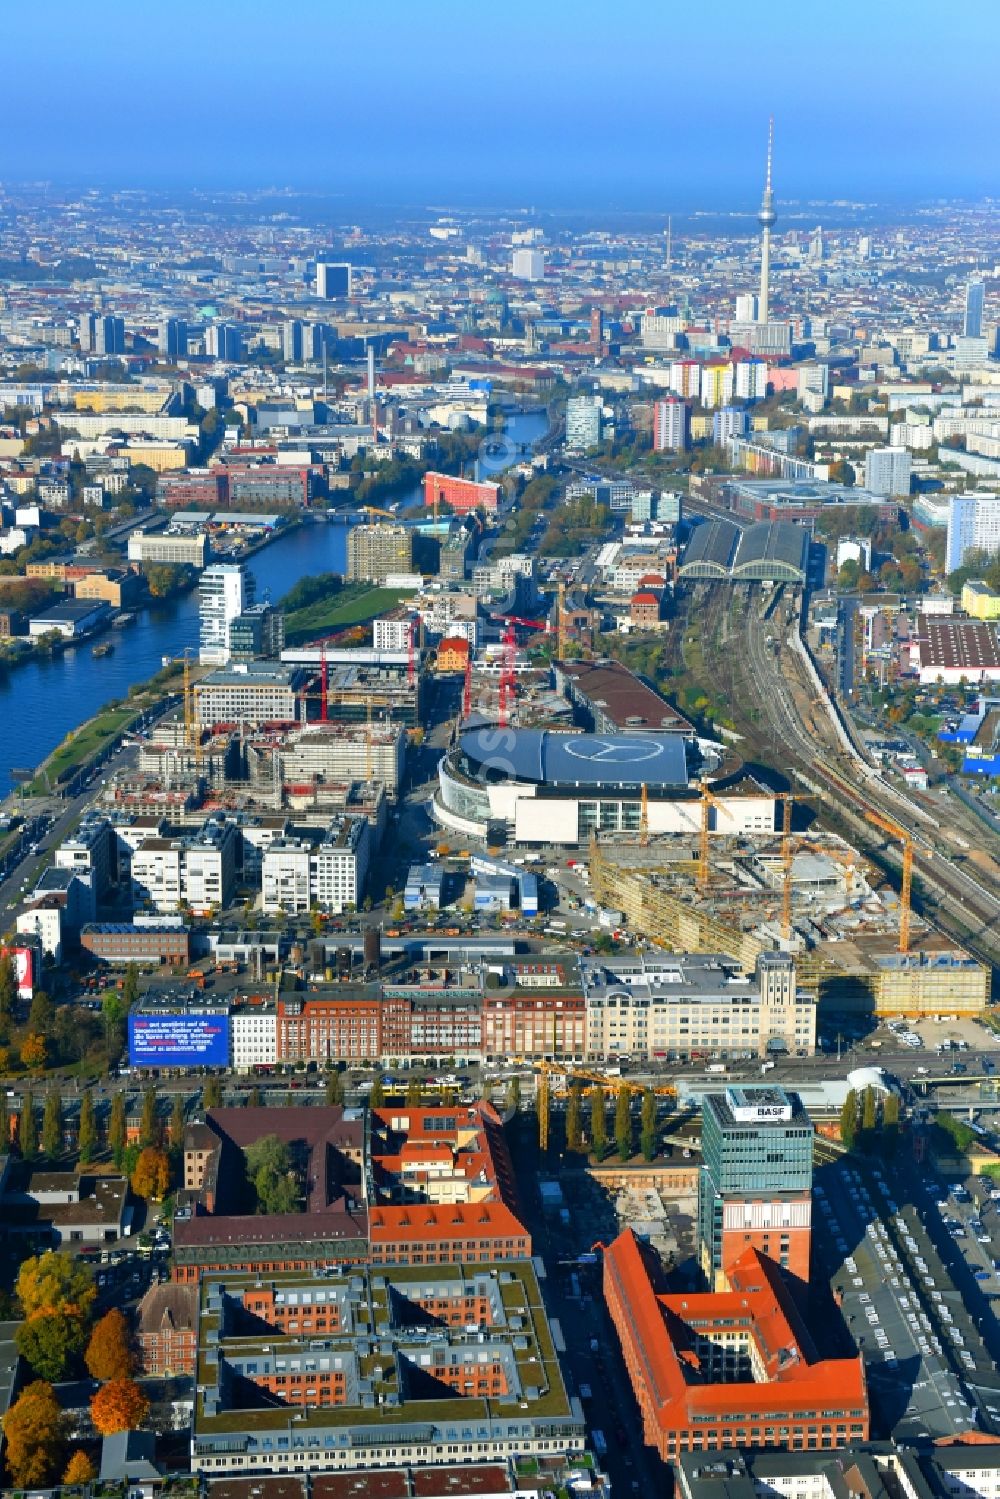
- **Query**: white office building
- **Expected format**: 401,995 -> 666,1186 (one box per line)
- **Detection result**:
199,563 -> 254,665
231,1005 -> 278,1073
261,819 -> 369,914
565,395 -> 603,453
511,248 -> 545,283
946,492 -> 1000,572
864,446 -> 912,498
652,398 -> 689,452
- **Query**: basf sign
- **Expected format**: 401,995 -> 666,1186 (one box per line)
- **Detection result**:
129,1013 -> 229,1069
0,946 -> 34,1001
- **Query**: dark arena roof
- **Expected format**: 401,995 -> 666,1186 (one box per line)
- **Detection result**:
678,518 -> 741,578
679,519 -> 808,583
459,728 -> 691,790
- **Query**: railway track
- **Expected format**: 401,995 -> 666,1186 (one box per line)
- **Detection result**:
735,587 -> 1000,967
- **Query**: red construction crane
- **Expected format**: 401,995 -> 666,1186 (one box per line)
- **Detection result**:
497,619 -> 518,728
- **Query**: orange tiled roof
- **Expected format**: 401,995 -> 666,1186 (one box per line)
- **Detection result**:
604,1229 -> 867,1431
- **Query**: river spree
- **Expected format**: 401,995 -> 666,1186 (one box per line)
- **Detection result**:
0,410 -> 547,799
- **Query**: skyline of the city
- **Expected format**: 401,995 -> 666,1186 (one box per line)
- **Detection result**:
4,0 -> 998,205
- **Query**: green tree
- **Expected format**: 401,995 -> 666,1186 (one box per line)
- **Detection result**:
405,1077 -> 423,1106
121,964 -> 140,1011
506,1076 -> 521,1113
19,1088 -> 37,1159
108,1092 -> 126,1167
41,1092 -> 63,1160
861,1086 -> 877,1144
840,1089 -> 859,1150
615,1084 -> 633,1162
325,1071 -> 345,1106
28,990 -> 54,1036
16,1311 -> 87,1382
590,1086 -> 607,1160
0,1093 -> 8,1153
882,1092 -> 900,1158
370,1075 -> 386,1107
640,1089 -> 657,1161
169,1094 -> 185,1150
138,1087 -> 158,1149
78,1089 -> 97,1165
248,1085 -> 263,1107
203,1076 -> 222,1109
0,953 -> 16,1019
565,1083 -> 583,1152
244,1135 -> 299,1215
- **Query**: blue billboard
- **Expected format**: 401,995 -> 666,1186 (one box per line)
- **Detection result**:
129,1013 -> 229,1069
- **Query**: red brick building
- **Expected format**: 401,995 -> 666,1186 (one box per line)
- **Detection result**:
136,1282 -> 198,1375
423,472 -> 500,515
603,1229 -> 868,1461
629,590 -> 663,628
276,994 -> 382,1064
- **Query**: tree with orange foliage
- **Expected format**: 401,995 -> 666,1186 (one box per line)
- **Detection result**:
20,1032 -> 47,1072
90,1377 -> 149,1436
130,1145 -> 171,1201
2,1380 -> 68,1487
63,1449 -> 97,1485
85,1308 -> 133,1382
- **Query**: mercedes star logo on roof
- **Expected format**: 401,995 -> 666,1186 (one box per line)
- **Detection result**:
562,738 -> 662,763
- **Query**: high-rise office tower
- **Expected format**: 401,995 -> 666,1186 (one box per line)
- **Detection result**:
511,247 -> 545,283
697,1074 -> 813,1290
206,323 -> 243,361
757,117 -> 776,323
564,394 -> 603,452
81,314 -> 125,356
158,318 -> 188,360
964,277 -> 985,339
315,262 -> 351,299
735,292 -> 759,322
282,320 -> 303,364
652,397 -> 689,452
946,493 -> 1000,572
199,563 -> 255,665
864,446 -> 912,498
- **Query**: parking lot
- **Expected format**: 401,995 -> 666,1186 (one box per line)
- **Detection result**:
815,1150 -> 1000,1441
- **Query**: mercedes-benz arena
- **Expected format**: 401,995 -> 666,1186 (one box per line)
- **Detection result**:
433,727 -> 776,846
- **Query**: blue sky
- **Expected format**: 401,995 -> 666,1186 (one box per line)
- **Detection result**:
5,0 -> 998,206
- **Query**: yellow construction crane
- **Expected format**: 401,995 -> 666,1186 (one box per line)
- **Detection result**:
639,782 -> 649,847
865,809 -> 913,953
359,504 -> 398,521
557,580 -> 567,660
182,650 -> 194,749
537,1068 -> 550,1151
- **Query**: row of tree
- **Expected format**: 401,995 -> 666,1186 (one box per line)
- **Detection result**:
840,1085 -> 900,1156
562,1083 -> 658,1162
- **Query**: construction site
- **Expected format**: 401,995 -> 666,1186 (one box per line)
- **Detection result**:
588,825 -> 990,1019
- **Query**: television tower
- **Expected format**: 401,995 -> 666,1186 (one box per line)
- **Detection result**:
758,116 -> 776,323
